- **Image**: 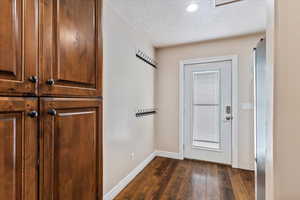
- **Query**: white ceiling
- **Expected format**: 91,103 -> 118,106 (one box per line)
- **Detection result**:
107,0 -> 267,47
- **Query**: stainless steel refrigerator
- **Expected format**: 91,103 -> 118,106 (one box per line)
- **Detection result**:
254,38 -> 266,200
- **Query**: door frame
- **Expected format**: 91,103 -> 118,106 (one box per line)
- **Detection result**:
179,55 -> 239,168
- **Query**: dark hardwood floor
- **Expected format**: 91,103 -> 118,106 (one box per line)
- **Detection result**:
115,157 -> 255,200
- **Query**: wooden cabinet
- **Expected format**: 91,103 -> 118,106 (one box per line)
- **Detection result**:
0,0 -> 103,199
0,0 -> 38,96
0,97 -> 38,200
0,0 -> 102,97
40,98 -> 102,200
39,0 -> 102,97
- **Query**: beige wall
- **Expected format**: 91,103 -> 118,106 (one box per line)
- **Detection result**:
103,1 -> 155,194
265,0 -> 275,199
155,33 -> 264,170
272,0 -> 300,199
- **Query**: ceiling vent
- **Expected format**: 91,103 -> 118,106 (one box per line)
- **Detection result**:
215,0 -> 242,7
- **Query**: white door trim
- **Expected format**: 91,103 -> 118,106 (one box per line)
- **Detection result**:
179,55 -> 239,168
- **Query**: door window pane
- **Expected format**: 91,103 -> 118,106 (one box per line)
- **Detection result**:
192,71 -> 220,150
193,71 -> 220,105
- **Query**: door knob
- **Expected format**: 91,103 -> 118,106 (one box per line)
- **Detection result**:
28,111 -> 39,118
48,109 -> 57,116
225,116 -> 233,121
46,79 -> 55,86
28,76 -> 38,83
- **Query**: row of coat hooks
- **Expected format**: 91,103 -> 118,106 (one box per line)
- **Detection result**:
136,49 -> 157,68
136,108 -> 157,118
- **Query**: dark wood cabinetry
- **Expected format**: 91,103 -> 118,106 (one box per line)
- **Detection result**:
0,97 -> 38,200
39,0 -> 102,97
0,0 -> 103,199
0,0 -> 102,98
0,0 -> 38,96
40,98 -> 102,200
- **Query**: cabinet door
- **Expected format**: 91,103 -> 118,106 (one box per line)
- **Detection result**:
40,0 -> 103,97
40,98 -> 102,200
0,0 -> 38,96
0,97 -> 38,200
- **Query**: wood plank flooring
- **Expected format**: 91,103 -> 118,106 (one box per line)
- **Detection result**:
115,157 -> 255,200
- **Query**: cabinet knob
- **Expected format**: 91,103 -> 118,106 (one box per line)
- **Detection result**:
48,109 -> 57,116
46,79 -> 55,86
28,111 -> 39,118
28,76 -> 38,83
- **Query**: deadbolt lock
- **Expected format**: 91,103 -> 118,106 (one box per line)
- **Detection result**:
225,105 -> 232,114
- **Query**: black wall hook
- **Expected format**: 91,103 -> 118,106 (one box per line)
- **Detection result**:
136,108 -> 157,117
136,49 -> 157,68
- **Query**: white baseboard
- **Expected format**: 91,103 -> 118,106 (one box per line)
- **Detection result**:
155,150 -> 183,160
103,152 -> 156,200
238,162 -> 255,171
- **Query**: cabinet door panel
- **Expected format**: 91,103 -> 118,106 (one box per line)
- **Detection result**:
40,0 -> 103,97
0,114 -> 22,200
0,0 -> 38,95
40,98 -> 102,200
58,0 -> 96,85
0,98 -> 38,200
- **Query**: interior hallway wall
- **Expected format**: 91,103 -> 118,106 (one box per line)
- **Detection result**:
155,33 -> 264,170
103,1 -> 155,194
272,0 -> 300,199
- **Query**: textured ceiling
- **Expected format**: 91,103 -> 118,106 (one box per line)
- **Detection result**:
106,0 -> 266,47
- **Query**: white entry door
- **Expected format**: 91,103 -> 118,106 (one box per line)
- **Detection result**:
183,60 -> 232,165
